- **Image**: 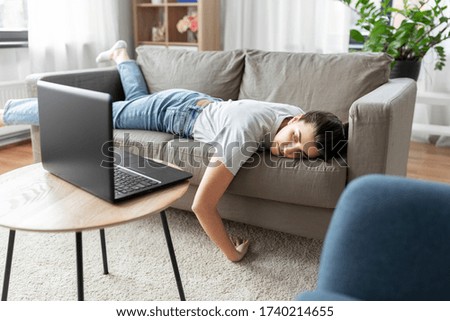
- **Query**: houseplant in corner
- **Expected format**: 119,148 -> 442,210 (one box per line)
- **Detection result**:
342,0 -> 450,80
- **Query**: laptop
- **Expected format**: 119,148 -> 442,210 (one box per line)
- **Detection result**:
37,80 -> 192,203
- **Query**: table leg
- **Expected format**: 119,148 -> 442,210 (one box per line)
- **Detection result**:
75,232 -> 84,301
160,210 -> 186,301
100,229 -> 109,275
2,230 -> 16,301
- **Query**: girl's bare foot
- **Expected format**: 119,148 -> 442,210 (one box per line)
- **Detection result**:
229,235 -> 249,262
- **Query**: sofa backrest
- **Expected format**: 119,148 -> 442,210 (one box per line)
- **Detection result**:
238,50 -> 392,120
136,47 -> 392,121
136,46 -> 245,100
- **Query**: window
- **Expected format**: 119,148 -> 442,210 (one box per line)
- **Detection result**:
0,0 -> 28,48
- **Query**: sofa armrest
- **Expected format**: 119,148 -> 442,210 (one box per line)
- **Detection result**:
347,78 -> 417,181
25,66 -> 124,101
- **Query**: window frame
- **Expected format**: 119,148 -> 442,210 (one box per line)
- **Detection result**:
0,0 -> 29,49
0,30 -> 28,48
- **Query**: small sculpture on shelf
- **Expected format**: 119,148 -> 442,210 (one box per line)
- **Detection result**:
176,12 -> 198,42
152,23 -> 165,42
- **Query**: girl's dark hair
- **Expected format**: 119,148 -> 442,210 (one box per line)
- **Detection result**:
301,111 -> 348,162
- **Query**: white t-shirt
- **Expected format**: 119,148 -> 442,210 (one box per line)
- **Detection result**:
192,99 -> 304,175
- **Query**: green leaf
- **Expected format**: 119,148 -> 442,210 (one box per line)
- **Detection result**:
440,16 -> 449,24
340,0 -> 450,66
435,45 -> 444,54
350,29 -> 366,43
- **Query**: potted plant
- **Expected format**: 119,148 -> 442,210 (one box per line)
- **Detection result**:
341,0 -> 450,80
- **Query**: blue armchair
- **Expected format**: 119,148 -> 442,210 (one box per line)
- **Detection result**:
298,174 -> 450,301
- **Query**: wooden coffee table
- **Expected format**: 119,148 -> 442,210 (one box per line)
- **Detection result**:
0,163 -> 190,301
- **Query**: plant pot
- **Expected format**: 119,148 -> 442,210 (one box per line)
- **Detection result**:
390,60 -> 421,81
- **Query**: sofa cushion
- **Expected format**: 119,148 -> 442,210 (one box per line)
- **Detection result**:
166,139 -> 215,186
136,46 -> 245,100
228,153 -> 347,209
115,130 -> 346,208
113,129 -> 174,161
114,131 -> 214,185
238,50 -> 392,120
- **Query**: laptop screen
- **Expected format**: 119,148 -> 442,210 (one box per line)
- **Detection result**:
38,80 -> 115,202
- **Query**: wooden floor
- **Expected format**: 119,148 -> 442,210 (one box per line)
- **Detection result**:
0,141 -> 34,175
0,140 -> 450,184
407,141 -> 450,184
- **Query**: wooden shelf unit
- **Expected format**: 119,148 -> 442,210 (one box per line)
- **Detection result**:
133,0 -> 221,51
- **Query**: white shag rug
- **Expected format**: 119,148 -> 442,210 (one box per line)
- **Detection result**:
0,208 -> 322,301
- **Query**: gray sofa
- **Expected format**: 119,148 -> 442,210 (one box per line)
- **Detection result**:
26,47 -> 417,239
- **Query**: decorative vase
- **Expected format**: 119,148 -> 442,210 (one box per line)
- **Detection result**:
390,60 -> 422,81
187,30 -> 197,43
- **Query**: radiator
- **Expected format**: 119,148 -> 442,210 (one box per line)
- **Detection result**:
0,80 -> 28,108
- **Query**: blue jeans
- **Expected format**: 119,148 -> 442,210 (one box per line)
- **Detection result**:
3,60 -> 221,138
3,98 -> 39,126
114,61 -> 221,137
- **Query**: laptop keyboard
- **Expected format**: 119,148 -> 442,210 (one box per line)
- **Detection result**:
114,167 -> 160,196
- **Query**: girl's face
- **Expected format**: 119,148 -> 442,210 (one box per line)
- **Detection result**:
270,117 -> 319,159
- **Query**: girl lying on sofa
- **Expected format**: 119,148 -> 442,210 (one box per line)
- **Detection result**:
2,41 -> 348,262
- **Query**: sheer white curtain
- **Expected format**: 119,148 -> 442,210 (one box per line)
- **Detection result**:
414,0 -> 450,146
222,0 -> 352,53
27,0 -> 133,73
